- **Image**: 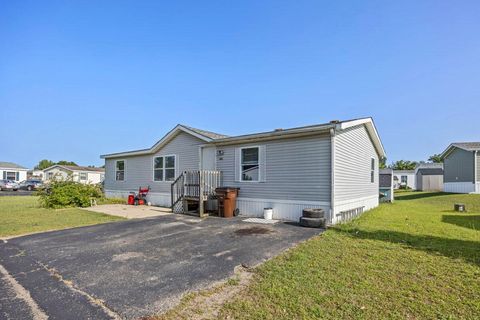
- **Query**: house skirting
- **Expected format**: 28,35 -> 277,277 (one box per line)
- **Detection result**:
105,190 -> 171,207
105,190 -> 379,224
236,197 -> 330,222
332,195 -> 379,224
444,182 -> 477,194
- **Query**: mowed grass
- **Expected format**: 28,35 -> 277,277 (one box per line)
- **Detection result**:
0,196 -> 124,237
218,192 -> 480,319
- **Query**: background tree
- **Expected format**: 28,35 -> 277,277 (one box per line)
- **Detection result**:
379,157 -> 387,169
56,160 -> 78,166
428,154 -> 443,163
389,160 -> 417,170
34,159 -> 55,170
34,160 -> 78,170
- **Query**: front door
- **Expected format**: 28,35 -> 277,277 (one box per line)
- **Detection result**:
201,147 -> 216,170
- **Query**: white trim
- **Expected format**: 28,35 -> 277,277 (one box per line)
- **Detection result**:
330,128 -> 336,224
239,146 -> 261,183
152,154 -> 177,183
115,159 -> 126,182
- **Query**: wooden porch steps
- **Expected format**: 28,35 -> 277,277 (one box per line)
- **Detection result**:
171,170 -> 222,217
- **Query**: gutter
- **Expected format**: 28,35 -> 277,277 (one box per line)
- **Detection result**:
330,128 -> 336,224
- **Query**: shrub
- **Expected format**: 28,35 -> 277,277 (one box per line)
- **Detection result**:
37,179 -> 103,208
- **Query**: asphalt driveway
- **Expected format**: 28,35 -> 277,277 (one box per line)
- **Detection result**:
0,214 -> 321,319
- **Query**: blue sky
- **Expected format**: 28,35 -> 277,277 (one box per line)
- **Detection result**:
1,1 -> 479,168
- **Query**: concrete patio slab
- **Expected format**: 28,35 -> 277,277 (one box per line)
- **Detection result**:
83,204 -> 172,219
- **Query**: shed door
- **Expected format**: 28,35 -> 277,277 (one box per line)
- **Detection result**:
201,147 -> 216,170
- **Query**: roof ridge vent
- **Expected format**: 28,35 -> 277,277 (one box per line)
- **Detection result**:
330,120 -> 340,124
274,128 -> 284,132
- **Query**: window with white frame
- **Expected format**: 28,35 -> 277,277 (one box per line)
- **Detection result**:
79,172 -> 87,181
115,160 -> 125,181
371,158 -> 375,183
6,171 -> 17,181
401,175 -> 407,184
154,155 -> 176,181
241,147 -> 259,181
48,172 -> 54,180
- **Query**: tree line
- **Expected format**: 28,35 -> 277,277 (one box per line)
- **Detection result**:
34,160 -> 103,170
380,154 -> 442,170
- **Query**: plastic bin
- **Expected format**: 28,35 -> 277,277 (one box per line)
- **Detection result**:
215,187 -> 240,218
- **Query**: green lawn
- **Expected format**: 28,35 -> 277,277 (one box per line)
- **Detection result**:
0,196 -> 124,237
215,192 -> 480,319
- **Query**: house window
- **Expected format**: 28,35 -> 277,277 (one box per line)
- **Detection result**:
48,172 -> 54,180
6,171 -> 17,181
154,155 -> 176,181
401,176 -> 408,184
370,158 -> 375,183
115,160 -> 125,181
79,172 -> 87,181
241,147 -> 259,181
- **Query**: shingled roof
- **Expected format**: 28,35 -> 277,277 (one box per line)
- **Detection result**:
440,142 -> 480,159
450,142 -> 480,152
0,162 -> 27,169
45,165 -> 105,172
182,125 -> 228,140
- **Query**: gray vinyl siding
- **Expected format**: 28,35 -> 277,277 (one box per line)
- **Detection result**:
477,152 -> 480,182
216,134 -> 331,202
104,132 -> 204,193
334,125 -> 379,202
444,148 -> 474,183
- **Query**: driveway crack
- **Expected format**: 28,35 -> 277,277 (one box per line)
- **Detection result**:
0,263 -> 49,320
37,261 -> 122,320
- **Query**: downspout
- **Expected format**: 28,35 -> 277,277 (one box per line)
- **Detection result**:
330,128 -> 336,225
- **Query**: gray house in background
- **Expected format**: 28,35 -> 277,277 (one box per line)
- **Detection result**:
101,117 -> 386,224
415,163 -> 443,191
440,142 -> 480,194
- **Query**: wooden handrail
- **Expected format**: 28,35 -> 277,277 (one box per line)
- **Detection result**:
171,170 -> 222,214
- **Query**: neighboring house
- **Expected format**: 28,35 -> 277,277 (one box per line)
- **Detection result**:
392,170 -> 416,190
43,165 -> 105,184
27,169 -> 44,180
0,162 -> 28,182
440,142 -> 480,194
101,117 -> 386,224
415,163 -> 444,191
379,169 -> 394,202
